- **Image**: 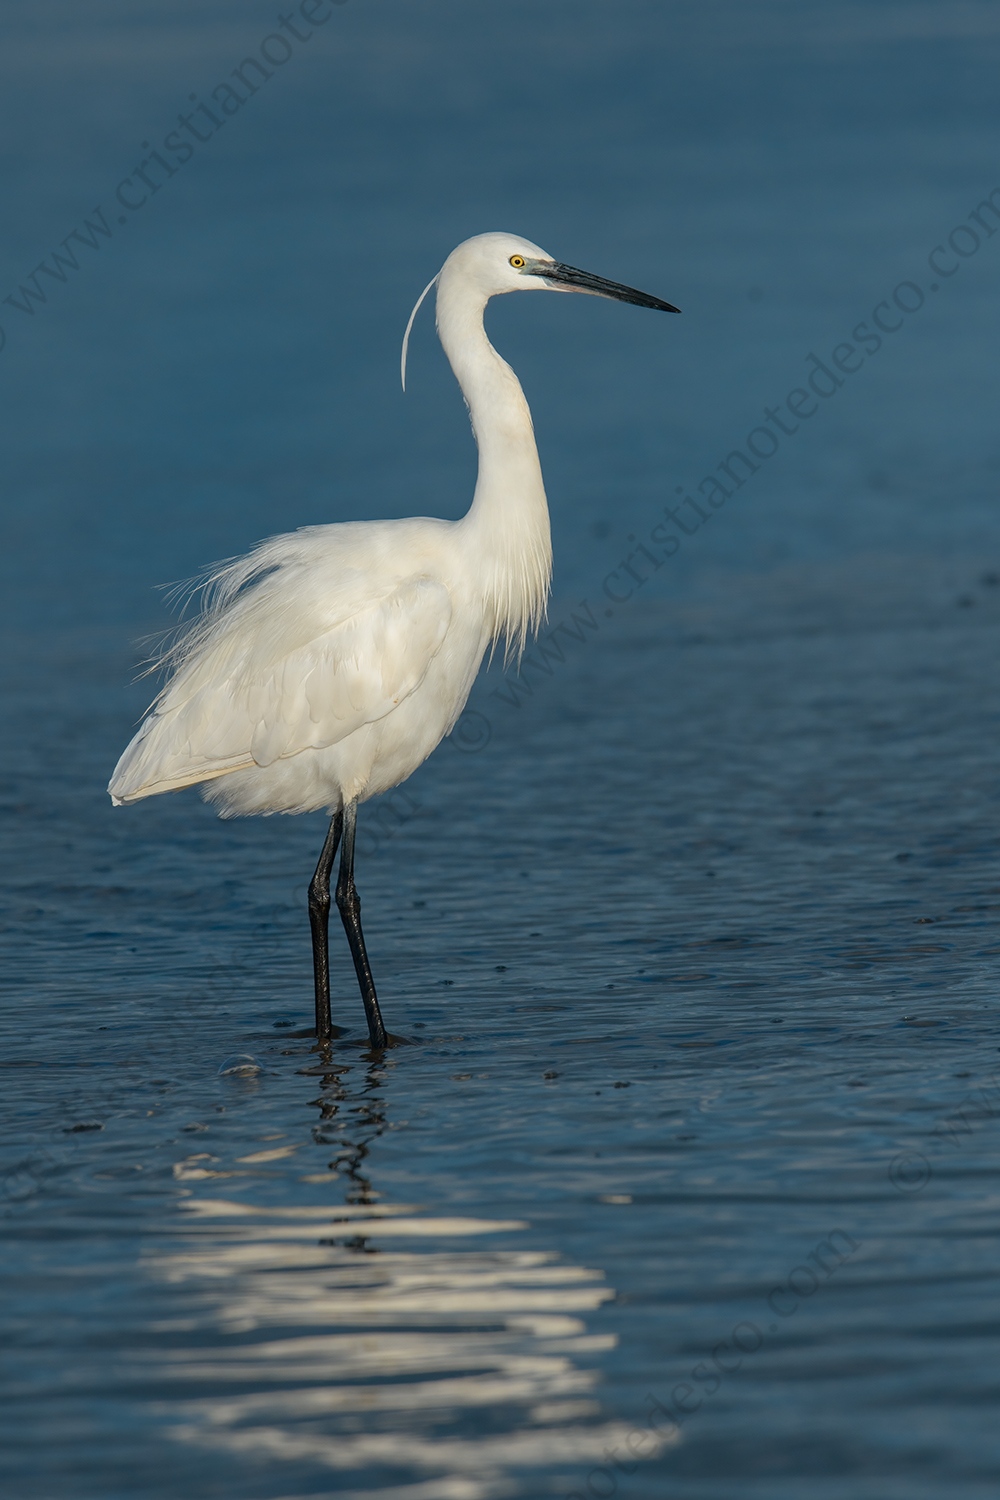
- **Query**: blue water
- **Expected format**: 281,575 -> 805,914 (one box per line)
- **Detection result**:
3,2 -> 1000,1496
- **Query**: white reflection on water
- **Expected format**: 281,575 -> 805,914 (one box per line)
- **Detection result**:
144,1196 -> 667,1497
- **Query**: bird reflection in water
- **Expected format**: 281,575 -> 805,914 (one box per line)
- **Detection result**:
309,1052 -> 386,1232
152,1054 -> 672,1496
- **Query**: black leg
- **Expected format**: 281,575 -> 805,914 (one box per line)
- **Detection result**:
308,810 -> 343,1039
336,800 -> 388,1050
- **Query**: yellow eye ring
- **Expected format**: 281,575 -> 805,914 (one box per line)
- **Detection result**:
509,254 -> 526,268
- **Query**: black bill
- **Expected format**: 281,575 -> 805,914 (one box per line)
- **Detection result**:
529,260 -> 680,313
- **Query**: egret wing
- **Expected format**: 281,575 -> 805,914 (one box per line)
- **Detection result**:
110,575 -> 453,801
246,576 -> 452,766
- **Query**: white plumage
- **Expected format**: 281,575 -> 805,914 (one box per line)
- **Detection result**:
110,231 -> 678,1048
113,525 -> 459,816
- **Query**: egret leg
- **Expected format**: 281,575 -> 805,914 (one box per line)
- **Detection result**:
336,800 -> 388,1051
308,809 -> 343,1039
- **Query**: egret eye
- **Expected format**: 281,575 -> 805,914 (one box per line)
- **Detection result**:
509,255 -> 526,268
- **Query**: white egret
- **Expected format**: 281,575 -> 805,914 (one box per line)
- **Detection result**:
109,232 -> 679,1049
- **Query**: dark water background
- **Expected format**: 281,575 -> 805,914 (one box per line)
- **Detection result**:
2,3 -> 1000,1496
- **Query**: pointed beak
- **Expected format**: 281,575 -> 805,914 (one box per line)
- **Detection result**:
529,260 -> 680,314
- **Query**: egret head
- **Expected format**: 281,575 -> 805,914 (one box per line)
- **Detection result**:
443,232 -> 681,311
402,232 -> 679,389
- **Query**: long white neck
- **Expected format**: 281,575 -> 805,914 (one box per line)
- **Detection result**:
435,272 -> 552,656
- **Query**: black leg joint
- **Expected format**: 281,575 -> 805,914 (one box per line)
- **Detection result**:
335,880 -> 360,921
308,876 -> 331,920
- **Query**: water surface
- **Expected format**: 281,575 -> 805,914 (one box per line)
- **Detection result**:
2,3 -> 1000,1496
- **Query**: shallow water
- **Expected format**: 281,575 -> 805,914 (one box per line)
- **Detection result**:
3,3 -> 1000,1497
5,561 -> 1000,1498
